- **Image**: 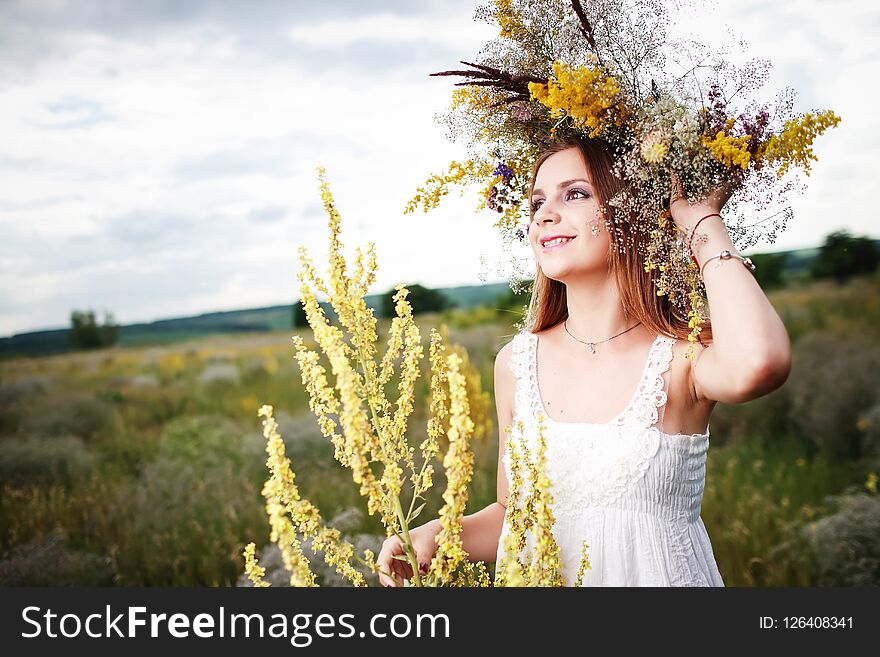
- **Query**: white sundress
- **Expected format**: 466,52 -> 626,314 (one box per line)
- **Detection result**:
495,330 -> 725,587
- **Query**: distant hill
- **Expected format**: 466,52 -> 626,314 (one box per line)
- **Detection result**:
0,242 -> 870,358
0,282 -> 512,358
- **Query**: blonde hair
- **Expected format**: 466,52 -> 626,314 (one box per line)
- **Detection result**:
523,136 -> 712,344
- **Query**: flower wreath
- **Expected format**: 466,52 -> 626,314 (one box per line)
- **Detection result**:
404,0 -> 840,354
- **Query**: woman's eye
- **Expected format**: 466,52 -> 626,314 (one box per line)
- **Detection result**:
531,189 -> 589,212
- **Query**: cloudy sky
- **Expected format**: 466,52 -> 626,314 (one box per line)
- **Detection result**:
0,0 -> 876,337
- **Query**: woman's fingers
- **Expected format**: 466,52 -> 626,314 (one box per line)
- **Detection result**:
377,535 -> 427,587
381,558 -> 413,588
377,538 -> 410,587
377,542 -> 396,587
670,174 -> 686,206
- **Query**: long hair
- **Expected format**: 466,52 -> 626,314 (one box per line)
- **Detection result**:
523,136 -> 713,344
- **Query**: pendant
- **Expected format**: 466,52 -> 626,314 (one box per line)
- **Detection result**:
587,342 -> 596,354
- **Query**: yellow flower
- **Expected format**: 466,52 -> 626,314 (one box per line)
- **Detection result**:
494,417 -> 566,586
158,352 -> 184,376
640,130 -> 669,164
574,541 -> 593,586
757,110 -> 842,177
493,0 -> 530,42
701,119 -> 751,170
242,543 -> 271,587
258,404 -> 361,586
450,86 -> 494,112
428,353 -> 477,583
404,158 -> 495,215
528,60 -> 626,138
247,168 -> 499,587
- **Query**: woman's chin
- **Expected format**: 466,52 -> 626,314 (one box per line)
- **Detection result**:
539,259 -> 605,283
539,264 -> 574,282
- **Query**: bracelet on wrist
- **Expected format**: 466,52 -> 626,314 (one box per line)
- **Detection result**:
688,213 -> 723,266
699,249 -> 757,278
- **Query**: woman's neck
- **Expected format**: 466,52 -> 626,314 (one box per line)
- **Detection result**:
562,275 -> 634,342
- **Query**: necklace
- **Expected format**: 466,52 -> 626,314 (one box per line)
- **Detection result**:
563,319 -> 643,354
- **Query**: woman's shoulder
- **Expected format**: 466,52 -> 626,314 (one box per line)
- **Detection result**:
494,335 -> 516,374
493,335 -> 522,419
494,328 -> 538,377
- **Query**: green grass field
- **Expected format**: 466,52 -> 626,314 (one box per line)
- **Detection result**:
1,272 -> 878,586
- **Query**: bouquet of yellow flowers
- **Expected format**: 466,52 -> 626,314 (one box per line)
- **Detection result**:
243,168 -> 589,586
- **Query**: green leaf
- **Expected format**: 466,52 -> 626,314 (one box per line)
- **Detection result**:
409,501 -> 427,523
391,554 -> 411,562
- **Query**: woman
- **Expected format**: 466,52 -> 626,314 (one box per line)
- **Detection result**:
377,136 -> 792,586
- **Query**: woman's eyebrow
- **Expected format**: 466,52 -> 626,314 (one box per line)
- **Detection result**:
531,178 -> 592,196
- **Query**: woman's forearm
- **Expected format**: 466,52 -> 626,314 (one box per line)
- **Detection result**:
424,502 -> 507,564
691,216 -> 792,388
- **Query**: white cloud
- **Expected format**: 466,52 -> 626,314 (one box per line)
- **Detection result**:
0,1 -> 876,335
287,12 -> 492,48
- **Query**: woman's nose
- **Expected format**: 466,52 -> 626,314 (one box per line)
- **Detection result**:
536,205 -> 560,223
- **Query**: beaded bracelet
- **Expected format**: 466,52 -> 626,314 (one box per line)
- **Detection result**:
688,213 -> 723,266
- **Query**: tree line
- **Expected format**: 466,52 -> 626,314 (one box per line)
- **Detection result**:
69,230 -> 879,350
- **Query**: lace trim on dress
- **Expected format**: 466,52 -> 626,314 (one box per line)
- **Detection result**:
508,331 -> 674,430
505,331 -> 678,510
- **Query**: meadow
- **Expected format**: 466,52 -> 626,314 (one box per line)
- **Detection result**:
1,271 -> 878,587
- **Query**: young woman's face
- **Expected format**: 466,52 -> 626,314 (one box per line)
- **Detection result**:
528,146 -> 611,282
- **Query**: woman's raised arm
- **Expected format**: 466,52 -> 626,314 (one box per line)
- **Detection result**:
672,190 -> 792,404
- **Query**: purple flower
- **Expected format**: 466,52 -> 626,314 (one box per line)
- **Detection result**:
739,107 -> 771,155
487,185 -> 498,211
493,162 -> 514,181
704,84 -> 728,135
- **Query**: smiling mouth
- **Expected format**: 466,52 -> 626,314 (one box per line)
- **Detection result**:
541,236 -> 575,251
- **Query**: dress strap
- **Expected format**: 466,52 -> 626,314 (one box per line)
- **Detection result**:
628,335 -> 676,431
508,332 -> 543,423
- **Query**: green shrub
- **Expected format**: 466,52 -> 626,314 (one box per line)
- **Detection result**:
0,435 -> 96,487
21,391 -> 123,443
787,331 -> 880,459
782,491 -> 880,586
0,527 -> 113,586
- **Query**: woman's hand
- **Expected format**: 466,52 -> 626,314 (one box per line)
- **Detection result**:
376,520 -> 441,587
669,174 -> 734,237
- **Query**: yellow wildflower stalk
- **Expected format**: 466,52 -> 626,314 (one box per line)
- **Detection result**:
428,353 -> 476,582
493,0 -> 531,42
528,60 -> 627,138
644,209 -> 704,360
494,417 -> 568,586
246,167 -> 509,587
525,414 -> 565,586
262,484 -> 318,587
756,110 -> 842,177
243,542 -> 270,587
404,159 -> 494,215
574,541 -> 593,586
494,423 -> 528,586
701,118 -> 752,170
257,404 -> 365,586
